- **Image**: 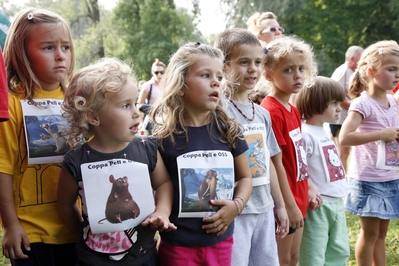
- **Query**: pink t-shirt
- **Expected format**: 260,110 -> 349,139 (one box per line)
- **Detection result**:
349,91 -> 399,182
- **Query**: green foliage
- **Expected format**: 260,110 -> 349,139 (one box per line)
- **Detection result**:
221,0 -> 399,76
113,0 -> 202,80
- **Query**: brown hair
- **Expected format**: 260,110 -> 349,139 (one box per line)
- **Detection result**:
296,76 -> 345,120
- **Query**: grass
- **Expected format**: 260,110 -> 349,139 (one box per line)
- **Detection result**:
0,213 -> 398,265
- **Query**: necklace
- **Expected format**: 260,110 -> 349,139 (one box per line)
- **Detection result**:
229,98 -> 256,121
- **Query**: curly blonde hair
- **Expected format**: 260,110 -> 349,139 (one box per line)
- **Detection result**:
349,40 -> 399,98
4,7 -> 75,102
263,35 -> 318,90
62,57 -> 136,141
151,42 -> 242,148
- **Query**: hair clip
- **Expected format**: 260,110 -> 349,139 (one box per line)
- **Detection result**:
263,46 -> 268,54
378,47 -> 384,54
27,13 -> 34,20
195,42 -> 201,47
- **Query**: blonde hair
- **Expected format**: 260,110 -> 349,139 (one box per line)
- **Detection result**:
246,11 -> 278,38
151,42 -> 242,148
62,57 -> 136,141
4,8 -> 75,102
349,40 -> 399,98
296,76 -> 345,120
263,35 -> 318,90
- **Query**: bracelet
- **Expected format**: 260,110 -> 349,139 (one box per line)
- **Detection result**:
233,198 -> 244,211
233,200 -> 242,215
234,196 -> 245,205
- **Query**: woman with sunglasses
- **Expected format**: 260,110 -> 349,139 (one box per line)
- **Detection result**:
246,11 -> 284,46
138,58 -> 166,134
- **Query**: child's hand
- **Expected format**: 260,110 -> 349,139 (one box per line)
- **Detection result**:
202,199 -> 237,236
2,223 -> 30,259
274,206 -> 289,239
141,212 -> 177,232
286,205 -> 304,229
308,181 -> 322,211
380,128 -> 399,142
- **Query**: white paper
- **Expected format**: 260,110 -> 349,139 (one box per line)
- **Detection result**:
21,99 -> 80,164
81,159 -> 155,234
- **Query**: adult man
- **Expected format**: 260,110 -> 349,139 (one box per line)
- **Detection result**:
330,45 -> 364,170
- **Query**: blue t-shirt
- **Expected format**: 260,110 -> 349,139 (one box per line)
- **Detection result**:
159,123 -> 248,247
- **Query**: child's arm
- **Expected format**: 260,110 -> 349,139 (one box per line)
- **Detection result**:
271,152 -> 304,229
307,179 -> 322,211
0,172 -> 30,259
141,151 -> 176,232
202,152 -> 252,236
270,159 -> 289,239
57,168 -> 83,240
340,111 -> 399,146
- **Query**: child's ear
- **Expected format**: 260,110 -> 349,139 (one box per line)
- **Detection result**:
86,111 -> 100,126
264,70 -> 273,81
366,66 -> 375,77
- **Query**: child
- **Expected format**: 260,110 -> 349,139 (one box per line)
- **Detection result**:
260,35 -> 318,266
0,8 -> 77,264
58,57 -> 176,265
214,28 -> 289,266
295,76 -> 350,266
150,42 -> 252,266
339,40 -> 399,266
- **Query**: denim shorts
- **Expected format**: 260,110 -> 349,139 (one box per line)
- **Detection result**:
345,178 -> 399,219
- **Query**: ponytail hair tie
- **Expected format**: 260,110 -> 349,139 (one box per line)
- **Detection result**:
263,46 -> 268,54
27,13 -> 34,20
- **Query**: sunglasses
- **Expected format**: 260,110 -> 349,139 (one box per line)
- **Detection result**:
261,27 -> 285,34
154,71 -> 164,75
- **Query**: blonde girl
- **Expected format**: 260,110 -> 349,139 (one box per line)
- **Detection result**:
260,35 -> 318,266
58,57 -> 175,265
340,40 -> 399,266
151,42 -> 252,266
0,7 -> 76,265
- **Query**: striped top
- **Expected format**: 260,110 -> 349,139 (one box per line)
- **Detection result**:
349,91 -> 399,182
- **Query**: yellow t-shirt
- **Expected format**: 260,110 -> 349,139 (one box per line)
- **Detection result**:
0,87 -> 76,244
